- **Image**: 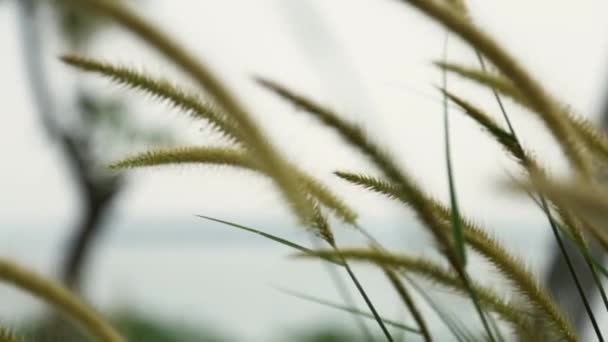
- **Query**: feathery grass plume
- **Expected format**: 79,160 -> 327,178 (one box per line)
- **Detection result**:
444,0 -> 520,148
511,176 -> 608,231
382,267 -> 432,342
60,54 -> 240,143
0,258 -> 124,342
442,91 -> 601,260
296,248 -> 538,340
274,287 -> 420,334
0,325 -> 21,342
310,202 -> 335,246
443,89 -> 608,316
257,77 -> 549,341
256,78 -> 454,255
62,54 -> 359,223
299,176 -> 358,224
334,170 -> 576,341
394,0 -> 591,178
112,146 -> 357,223
110,146 -> 254,170
437,63 -> 608,164
435,63 -> 527,106
68,0 -> 315,226
439,89 -> 524,163
567,110 -> 608,163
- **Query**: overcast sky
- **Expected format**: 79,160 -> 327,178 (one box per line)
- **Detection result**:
1,0 -> 608,231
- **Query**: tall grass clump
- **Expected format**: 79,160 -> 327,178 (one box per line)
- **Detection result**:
3,0 -> 608,341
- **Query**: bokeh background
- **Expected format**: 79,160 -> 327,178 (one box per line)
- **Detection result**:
1,1 -> 608,340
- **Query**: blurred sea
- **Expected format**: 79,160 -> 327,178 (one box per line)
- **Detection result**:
0,216 -> 596,341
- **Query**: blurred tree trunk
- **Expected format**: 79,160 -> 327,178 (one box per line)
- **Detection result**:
17,0 -> 123,293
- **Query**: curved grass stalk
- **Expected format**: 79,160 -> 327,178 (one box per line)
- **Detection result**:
0,259 -> 124,342
334,170 -> 577,341
61,54 -> 240,144
64,55 -> 358,223
296,248 -> 538,340
112,146 -> 357,224
439,90 -> 527,166
394,0 -> 590,178
436,63 -> 527,107
69,0 -> 315,226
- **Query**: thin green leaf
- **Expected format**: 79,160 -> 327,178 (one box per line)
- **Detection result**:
273,287 -> 420,334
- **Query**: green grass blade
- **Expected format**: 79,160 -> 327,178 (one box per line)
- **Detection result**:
196,214 -> 388,340
274,287 -> 420,334
196,215 -> 312,254
405,276 -> 466,342
440,34 -> 466,267
441,33 -> 497,342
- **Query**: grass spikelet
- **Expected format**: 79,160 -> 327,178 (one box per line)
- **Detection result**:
61,54 -> 240,143
335,170 -> 576,341
567,111 -> 608,163
298,176 -> 358,224
439,89 -> 523,162
395,0 -> 591,178
0,258 -> 124,342
296,248 -> 537,340
334,171 -> 400,200
512,177 -> 608,230
435,63 -> 526,107
112,147 -> 357,224
109,146 -> 254,170
310,202 -> 336,246
71,0 -> 315,226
